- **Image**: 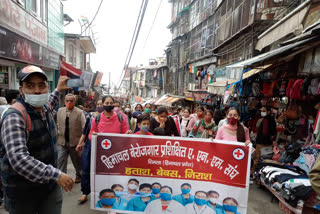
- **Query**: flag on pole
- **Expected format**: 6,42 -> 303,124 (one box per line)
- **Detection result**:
81,15 -> 89,23
189,65 -> 197,74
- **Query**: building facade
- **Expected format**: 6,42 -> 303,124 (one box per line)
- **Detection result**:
166,0 -> 305,96
0,0 -> 64,94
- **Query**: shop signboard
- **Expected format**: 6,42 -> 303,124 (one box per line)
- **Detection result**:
0,0 -> 47,45
184,91 -> 194,101
79,70 -> 93,91
193,91 -> 212,104
91,134 -> 251,214
0,26 -> 59,69
94,71 -> 103,86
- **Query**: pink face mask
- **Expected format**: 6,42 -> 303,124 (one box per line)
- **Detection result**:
227,117 -> 238,125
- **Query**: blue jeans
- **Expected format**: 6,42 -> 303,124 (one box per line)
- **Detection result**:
4,185 -> 63,214
81,140 -> 91,195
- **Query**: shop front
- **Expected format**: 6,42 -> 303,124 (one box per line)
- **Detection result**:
0,25 -> 60,96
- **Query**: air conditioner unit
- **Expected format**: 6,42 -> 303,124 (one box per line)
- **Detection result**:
188,83 -> 197,91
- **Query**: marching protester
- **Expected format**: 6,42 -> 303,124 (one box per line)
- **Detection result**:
180,108 -> 192,137
215,108 -> 251,145
134,114 -> 153,135
89,95 -> 130,140
132,104 -> 144,133
114,100 -> 130,131
124,104 -> 133,130
149,106 -> 179,136
189,110 -> 217,139
172,183 -> 194,206
0,65 -> 74,213
144,103 -> 152,116
145,186 -> 185,213
187,106 -> 205,133
56,93 -> 86,184
75,99 -> 102,204
185,191 -> 215,214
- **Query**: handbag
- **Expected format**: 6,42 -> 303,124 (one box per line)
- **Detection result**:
284,101 -> 298,120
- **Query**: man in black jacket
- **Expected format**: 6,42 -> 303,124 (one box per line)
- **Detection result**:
253,106 -> 276,173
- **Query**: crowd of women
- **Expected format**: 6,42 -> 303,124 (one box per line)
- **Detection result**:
75,95 -> 251,214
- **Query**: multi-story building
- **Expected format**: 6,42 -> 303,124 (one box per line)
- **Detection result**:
166,0 -> 305,96
128,58 -> 168,100
0,0 -> 64,94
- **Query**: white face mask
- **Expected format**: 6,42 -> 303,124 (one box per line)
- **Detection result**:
209,198 -> 218,205
128,184 -> 138,190
23,91 -> 49,107
125,108 -> 131,112
261,112 -> 267,117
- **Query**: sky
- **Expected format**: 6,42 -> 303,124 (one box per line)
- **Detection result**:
63,0 -> 172,87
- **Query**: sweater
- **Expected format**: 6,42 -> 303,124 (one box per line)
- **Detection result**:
89,112 -> 129,140
215,124 -> 250,142
149,117 -> 179,136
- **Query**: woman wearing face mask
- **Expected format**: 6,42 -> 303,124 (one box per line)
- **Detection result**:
189,110 -> 217,139
217,197 -> 240,214
187,106 -> 205,133
132,104 -> 144,133
149,107 -> 179,136
89,95 -> 130,140
144,103 -> 152,116
171,106 -> 184,136
180,108 -> 192,137
145,186 -> 184,213
124,105 -> 132,130
172,183 -> 194,206
185,191 -> 215,214
215,108 -> 251,146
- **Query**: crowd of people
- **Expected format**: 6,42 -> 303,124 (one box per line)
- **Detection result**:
0,65 -> 297,214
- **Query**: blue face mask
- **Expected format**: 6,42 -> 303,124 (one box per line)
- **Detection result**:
181,189 -> 190,194
141,126 -> 149,133
152,188 -> 160,194
139,192 -> 152,197
309,119 -> 314,124
160,193 -> 172,201
114,191 -> 124,198
101,198 -> 116,206
194,198 -> 208,206
223,204 -> 237,213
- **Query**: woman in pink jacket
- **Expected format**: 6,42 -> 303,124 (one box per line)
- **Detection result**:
187,106 -> 205,132
215,108 -> 251,146
89,95 -> 131,140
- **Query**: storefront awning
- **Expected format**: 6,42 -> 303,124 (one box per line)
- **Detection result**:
60,60 -> 82,77
158,97 -> 181,106
255,0 -> 311,51
242,64 -> 273,80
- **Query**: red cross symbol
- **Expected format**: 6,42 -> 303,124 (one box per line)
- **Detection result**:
235,150 -> 243,158
233,148 -> 245,160
101,139 -> 112,150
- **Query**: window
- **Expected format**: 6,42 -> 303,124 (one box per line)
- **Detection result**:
42,0 -> 48,23
60,3 -> 64,24
80,51 -> 84,70
31,0 -> 37,13
68,44 -> 74,64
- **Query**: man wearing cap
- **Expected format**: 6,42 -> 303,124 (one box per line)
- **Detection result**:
0,65 -> 74,213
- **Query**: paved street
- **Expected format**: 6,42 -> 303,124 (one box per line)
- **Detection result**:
0,160 -> 284,214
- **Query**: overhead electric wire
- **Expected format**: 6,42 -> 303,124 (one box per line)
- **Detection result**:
80,0 -> 103,36
141,0 -> 163,52
117,0 -> 149,88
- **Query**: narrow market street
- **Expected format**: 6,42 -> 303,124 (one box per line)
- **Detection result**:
1,160 -> 281,214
